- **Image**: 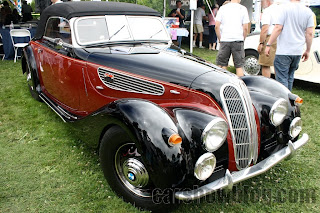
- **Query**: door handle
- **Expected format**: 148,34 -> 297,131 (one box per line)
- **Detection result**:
96,86 -> 104,90
170,90 -> 180,95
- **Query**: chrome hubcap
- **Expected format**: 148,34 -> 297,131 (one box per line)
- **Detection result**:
122,158 -> 149,188
244,55 -> 261,75
115,143 -> 151,197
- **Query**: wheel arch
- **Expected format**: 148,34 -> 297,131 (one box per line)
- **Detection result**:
245,48 -> 259,56
22,45 -> 40,87
73,99 -> 187,188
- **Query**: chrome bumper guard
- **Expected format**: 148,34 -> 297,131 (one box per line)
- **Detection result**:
175,133 -> 309,200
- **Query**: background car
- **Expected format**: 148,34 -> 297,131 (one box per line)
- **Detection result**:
22,2 -> 308,211
242,32 -> 320,84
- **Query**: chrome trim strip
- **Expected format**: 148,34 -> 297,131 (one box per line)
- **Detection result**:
82,68 -> 88,97
175,133 -> 309,200
39,94 -> 67,123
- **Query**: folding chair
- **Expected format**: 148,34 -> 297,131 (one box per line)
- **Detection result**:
10,29 -> 31,63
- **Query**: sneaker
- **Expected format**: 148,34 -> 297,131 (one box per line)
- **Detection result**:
192,44 -> 197,48
199,46 -> 205,49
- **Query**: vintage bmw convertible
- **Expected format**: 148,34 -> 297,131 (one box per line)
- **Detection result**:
22,1 -> 309,211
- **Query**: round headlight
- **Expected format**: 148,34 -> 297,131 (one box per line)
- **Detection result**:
289,117 -> 302,139
194,153 -> 216,181
270,98 -> 288,126
202,118 -> 228,152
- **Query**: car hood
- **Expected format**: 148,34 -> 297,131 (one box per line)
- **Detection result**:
75,44 -> 231,88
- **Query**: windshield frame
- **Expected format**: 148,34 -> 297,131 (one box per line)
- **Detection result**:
73,15 -> 171,47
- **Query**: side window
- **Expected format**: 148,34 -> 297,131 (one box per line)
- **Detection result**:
44,17 -> 72,44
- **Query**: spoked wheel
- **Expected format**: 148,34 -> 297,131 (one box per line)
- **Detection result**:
99,126 -> 173,212
244,50 -> 261,75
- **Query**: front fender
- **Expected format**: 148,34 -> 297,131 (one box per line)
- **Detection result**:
242,76 -> 300,159
70,99 -> 186,188
175,109 -> 229,183
112,99 -> 186,188
241,76 -> 291,99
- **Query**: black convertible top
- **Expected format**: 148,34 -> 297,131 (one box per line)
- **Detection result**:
34,1 -> 161,40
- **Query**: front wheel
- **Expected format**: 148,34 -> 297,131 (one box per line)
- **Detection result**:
99,126 -> 174,211
244,50 -> 261,75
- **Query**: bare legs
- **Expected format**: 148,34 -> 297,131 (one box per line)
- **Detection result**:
193,32 -> 204,47
219,66 -> 244,77
236,67 -> 244,77
261,66 -> 271,78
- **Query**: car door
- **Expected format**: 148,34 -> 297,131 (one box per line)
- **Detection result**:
39,17 -> 84,111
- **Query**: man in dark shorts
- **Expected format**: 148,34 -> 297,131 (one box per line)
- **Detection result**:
215,0 -> 250,76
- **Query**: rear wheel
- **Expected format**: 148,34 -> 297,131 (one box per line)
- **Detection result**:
244,50 -> 261,75
99,126 -> 174,212
24,58 -> 41,101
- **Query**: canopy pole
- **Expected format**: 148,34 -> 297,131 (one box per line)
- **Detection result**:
205,0 -> 214,17
253,0 -> 261,32
163,0 -> 166,17
190,10 -> 194,53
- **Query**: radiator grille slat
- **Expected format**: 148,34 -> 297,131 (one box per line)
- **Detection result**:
97,68 -> 164,95
221,83 -> 258,169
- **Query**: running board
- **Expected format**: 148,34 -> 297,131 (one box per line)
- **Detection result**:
39,93 -> 79,122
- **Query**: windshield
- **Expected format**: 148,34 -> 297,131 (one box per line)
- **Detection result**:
75,15 -> 170,46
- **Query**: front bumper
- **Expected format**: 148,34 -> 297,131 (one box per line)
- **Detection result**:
175,133 -> 309,200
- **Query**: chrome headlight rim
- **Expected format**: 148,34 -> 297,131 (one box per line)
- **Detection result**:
201,117 -> 228,152
289,117 -> 302,139
269,98 -> 289,127
194,153 -> 216,181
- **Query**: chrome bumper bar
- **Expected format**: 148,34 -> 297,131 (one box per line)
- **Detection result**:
175,133 -> 309,200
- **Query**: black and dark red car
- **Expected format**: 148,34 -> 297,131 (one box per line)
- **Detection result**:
22,1 -> 309,211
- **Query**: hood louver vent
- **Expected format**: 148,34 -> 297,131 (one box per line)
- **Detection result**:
98,68 -> 164,95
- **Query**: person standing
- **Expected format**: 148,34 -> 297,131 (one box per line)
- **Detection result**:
193,4 -> 207,48
208,5 -> 218,50
22,1 -> 33,22
168,0 -> 185,47
257,0 -> 279,78
1,1 -> 12,25
265,0 -> 314,91
215,0 -> 250,76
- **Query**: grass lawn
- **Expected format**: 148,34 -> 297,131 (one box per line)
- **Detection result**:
0,49 -> 319,212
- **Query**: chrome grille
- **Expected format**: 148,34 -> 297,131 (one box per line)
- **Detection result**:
98,68 -> 164,95
221,82 -> 258,170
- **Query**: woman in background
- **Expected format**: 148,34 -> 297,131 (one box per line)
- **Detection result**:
208,4 -> 219,50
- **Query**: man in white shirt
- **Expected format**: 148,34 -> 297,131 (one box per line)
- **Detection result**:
193,4 -> 207,48
265,0 -> 314,91
257,0 -> 279,78
215,0 -> 250,76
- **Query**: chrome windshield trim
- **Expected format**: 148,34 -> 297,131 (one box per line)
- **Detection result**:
175,133 -> 309,201
73,15 -> 170,47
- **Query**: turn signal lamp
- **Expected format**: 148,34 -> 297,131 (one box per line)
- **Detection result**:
168,133 -> 182,146
295,97 -> 303,106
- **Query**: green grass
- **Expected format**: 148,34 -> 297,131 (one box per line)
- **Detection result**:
0,53 -> 319,212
